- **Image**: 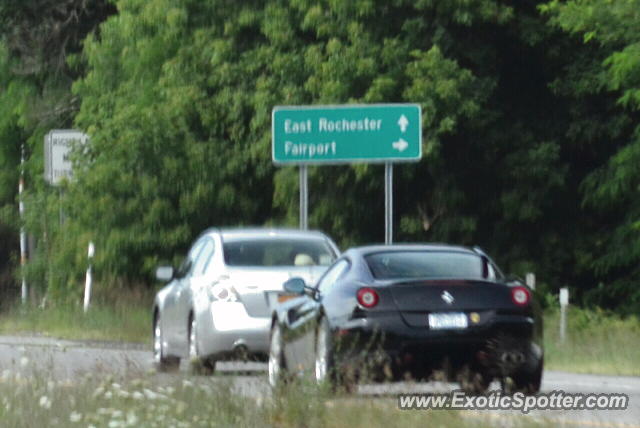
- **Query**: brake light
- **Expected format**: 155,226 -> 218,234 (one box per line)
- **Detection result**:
511,286 -> 531,306
209,282 -> 239,302
357,287 -> 379,308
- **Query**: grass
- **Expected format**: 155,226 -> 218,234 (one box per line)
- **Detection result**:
543,306 -> 640,376
0,365 -> 547,428
0,286 -> 152,344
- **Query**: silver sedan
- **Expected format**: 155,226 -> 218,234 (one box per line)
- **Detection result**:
152,228 -> 339,373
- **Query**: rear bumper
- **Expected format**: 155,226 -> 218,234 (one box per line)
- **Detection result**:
197,301 -> 270,359
331,312 -> 542,375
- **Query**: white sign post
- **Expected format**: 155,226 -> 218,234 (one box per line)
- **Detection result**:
83,241 -> 95,313
559,287 -> 569,343
44,130 -> 89,185
525,272 -> 536,290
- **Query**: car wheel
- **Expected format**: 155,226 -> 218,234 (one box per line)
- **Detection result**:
502,357 -> 543,395
315,318 -> 333,385
513,356 -> 543,394
188,314 -> 216,375
153,312 -> 179,372
268,322 -> 288,388
315,317 -> 356,392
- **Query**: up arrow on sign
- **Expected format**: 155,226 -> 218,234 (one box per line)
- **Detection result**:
398,115 -> 409,133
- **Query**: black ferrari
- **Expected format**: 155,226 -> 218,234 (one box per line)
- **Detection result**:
268,244 -> 543,393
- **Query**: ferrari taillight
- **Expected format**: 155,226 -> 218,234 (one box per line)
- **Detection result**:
511,286 -> 531,306
357,287 -> 379,308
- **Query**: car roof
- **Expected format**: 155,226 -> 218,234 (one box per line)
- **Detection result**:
202,227 -> 333,241
344,244 -> 478,257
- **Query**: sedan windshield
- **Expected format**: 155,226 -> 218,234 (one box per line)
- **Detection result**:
366,251 -> 486,280
223,239 -> 335,267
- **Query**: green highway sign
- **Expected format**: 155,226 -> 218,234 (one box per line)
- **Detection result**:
272,104 -> 422,164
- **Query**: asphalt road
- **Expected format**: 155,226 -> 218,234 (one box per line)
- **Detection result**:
1,335 -> 638,427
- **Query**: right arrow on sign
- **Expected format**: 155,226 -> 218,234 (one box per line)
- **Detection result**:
392,138 -> 409,152
398,115 -> 409,133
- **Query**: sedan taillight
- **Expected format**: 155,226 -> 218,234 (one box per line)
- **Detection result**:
511,286 -> 531,306
209,282 -> 239,302
357,287 -> 379,308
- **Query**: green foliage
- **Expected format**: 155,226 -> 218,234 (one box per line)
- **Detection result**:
0,0 -> 638,314
542,0 -> 640,311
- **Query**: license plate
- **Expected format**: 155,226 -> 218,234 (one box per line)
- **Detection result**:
277,293 -> 298,303
428,312 -> 468,329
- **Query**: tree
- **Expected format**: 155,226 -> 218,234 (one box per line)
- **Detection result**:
542,0 -> 640,311
0,0 -> 115,299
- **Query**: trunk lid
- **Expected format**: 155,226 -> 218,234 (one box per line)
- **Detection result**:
385,279 -> 518,327
227,266 -> 327,317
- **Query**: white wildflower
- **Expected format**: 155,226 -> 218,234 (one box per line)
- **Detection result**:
69,411 -> 82,423
104,391 -> 113,399
143,388 -> 158,400
182,379 -> 193,388
117,390 -> 130,399
126,411 -> 138,426
93,386 -> 105,398
19,357 -> 29,368
39,395 -> 52,409
132,391 -> 144,400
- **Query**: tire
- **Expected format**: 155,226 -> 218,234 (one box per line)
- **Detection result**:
315,318 -> 333,385
268,322 -> 288,388
502,357 -> 543,395
188,314 -> 216,375
153,312 -> 179,372
315,318 -> 355,392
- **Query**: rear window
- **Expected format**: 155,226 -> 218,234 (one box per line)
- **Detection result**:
365,251 -> 485,280
223,238 -> 335,267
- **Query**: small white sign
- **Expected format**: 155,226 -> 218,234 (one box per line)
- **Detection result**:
44,130 -> 89,185
559,287 -> 569,306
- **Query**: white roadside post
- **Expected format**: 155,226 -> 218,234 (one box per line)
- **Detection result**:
525,272 -> 536,290
83,241 -> 95,313
19,141 -> 28,304
559,287 -> 569,343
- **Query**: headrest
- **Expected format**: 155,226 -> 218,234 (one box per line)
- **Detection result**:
294,253 -> 315,266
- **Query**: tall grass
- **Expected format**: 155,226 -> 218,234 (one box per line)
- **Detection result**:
543,306 -> 640,376
0,365 -> 544,428
0,284 -> 152,343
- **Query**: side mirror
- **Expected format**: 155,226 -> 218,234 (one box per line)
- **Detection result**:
156,266 -> 174,282
283,277 -> 306,295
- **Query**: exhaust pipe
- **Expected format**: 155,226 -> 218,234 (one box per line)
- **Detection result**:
233,343 -> 249,361
500,351 -> 525,365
